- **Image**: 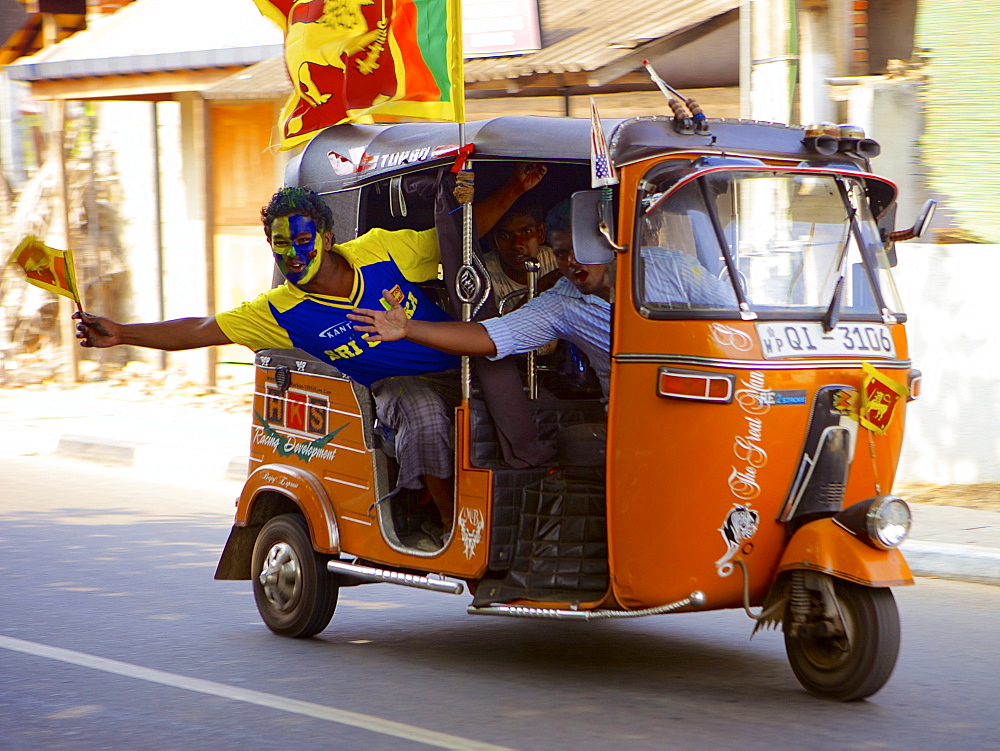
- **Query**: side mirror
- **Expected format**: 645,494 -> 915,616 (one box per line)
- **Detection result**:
889,199 -> 937,243
571,190 -> 622,265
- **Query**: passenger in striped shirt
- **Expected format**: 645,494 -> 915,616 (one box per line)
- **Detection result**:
350,200 -> 613,396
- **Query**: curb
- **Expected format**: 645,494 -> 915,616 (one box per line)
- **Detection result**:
53,433 -> 249,482
57,434 -> 139,467
902,540 -> 1000,587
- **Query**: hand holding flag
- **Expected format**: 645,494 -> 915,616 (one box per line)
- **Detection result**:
8,235 -> 82,311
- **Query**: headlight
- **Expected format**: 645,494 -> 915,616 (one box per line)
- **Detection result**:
833,495 -> 912,550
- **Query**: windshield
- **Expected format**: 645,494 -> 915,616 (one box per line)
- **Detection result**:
635,169 -> 903,318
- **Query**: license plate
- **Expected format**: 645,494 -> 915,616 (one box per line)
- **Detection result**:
756,322 -> 896,359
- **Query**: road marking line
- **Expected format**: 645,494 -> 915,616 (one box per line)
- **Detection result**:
0,635 -> 512,751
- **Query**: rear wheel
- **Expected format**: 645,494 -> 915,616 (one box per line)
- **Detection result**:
252,514 -> 338,638
784,577 -> 900,701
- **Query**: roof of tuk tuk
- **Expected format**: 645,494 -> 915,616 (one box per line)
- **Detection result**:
287,116 -> 618,194
287,116 -> 895,209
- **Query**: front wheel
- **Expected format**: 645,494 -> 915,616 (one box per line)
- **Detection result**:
252,514 -> 339,638
784,578 -> 900,701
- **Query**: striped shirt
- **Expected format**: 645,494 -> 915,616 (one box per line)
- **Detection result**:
640,246 -> 737,308
481,276 -> 611,397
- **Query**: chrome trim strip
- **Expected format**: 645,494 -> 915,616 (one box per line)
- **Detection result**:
326,406 -> 364,419
467,591 -> 706,620
328,442 -> 367,456
616,354 -> 912,370
321,475 -> 370,490
340,515 -> 373,526
327,560 -> 465,595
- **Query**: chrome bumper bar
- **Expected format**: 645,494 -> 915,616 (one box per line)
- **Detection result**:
327,559 -> 465,595
467,591 -> 706,620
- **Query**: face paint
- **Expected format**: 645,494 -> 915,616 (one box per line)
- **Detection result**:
271,214 -> 324,286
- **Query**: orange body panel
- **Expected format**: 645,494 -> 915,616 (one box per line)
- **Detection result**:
777,518 -> 914,587
237,361 -> 491,580
602,166 -> 912,610
229,150 -> 916,616
237,464 -> 341,553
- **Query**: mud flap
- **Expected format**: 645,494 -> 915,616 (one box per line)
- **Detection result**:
214,525 -> 261,580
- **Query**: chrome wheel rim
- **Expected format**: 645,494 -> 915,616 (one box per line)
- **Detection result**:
258,541 -> 302,612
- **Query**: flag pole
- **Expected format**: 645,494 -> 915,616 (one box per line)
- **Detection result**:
458,121 -> 473,401
63,245 -> 85,316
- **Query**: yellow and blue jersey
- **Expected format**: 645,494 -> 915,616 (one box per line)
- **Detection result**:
217,228 -> 459,386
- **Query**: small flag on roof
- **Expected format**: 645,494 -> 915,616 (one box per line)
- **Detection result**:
8,235 -> 80,304
590,98 -> 618,188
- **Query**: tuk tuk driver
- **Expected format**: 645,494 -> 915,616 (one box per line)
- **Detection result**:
74,178 -> 544,545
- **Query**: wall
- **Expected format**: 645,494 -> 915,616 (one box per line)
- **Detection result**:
839,75 -> 927,227
916,0 -> 1000,242
893,242 -> 999,483
465,88 -> 741,121
95,99 -> 214,383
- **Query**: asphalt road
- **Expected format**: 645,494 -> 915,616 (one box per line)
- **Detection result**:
2,455 -> 999,750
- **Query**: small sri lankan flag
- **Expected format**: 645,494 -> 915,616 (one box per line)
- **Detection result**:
379,284 -> 405,311
859,362 -> 909,435
8,235 -> 80,303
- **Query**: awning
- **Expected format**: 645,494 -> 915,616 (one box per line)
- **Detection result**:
6,0 -> 281,99
464,0 -> 740,94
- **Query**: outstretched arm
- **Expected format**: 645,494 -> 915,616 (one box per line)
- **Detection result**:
73,311 -> 232,351
348,293 -> 498,356
474,163 -> 547,236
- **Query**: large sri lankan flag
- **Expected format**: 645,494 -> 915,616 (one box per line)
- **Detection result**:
254,0 -> 465,150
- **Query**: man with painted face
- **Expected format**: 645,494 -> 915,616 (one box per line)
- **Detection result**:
74,182 -> 542,548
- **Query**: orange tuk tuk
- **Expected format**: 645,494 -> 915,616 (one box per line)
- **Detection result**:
215,114 -> 933,700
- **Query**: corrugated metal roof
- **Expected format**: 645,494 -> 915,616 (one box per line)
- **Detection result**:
201,55 -> 290,101
464,0 -> 739,88
7,0 -> 281,81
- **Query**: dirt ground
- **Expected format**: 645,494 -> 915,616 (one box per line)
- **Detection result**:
891,482 -> 1000,512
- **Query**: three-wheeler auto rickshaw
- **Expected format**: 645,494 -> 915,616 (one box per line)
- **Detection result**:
215,112 -> 932,701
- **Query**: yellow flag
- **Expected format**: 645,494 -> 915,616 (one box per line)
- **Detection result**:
8,235 -> 80,303
859,362 -> 909,435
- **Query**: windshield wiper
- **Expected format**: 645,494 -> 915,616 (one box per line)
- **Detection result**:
697,178 -> 755,320
822,275 -> 845,332
823,180 -> 857,333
